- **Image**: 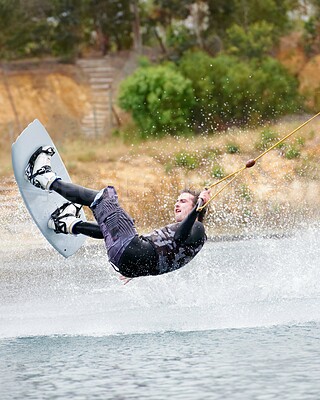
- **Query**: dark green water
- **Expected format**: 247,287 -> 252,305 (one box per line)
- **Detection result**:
1,230 -> 320,399
1,324 -> 320,400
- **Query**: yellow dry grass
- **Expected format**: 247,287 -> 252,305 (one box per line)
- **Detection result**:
2,115 -> 320,234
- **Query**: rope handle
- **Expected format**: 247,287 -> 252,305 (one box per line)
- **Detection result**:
196,197 -> 204,210
197,111 -> 320,212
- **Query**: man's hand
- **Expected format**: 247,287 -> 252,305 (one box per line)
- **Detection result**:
199,189 -> 211,205
119,275 -> 133,285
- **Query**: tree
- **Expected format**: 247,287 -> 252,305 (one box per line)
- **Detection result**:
0,0 -> 34,59
229,0 -> 298,35
303,0 -> 320,56
46,0 -> 85,60
145,0 -> 195,57
178,50 -> 301,128
226,21 -> 275,59
144,0 -> 300,60
84,0 -> 133,52
152,0 -> 193,24
131,0 -> 142,53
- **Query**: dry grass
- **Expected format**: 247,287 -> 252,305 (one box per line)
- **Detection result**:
2,115 -> 320,234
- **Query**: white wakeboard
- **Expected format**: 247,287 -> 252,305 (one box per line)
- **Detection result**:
12,119 -> 86,258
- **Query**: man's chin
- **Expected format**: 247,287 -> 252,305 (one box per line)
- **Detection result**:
175,214 -> 184,222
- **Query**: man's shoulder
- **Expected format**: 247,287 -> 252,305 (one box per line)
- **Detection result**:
193,220 -> 205,230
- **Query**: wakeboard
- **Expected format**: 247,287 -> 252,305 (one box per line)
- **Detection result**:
12,119 -> 87,258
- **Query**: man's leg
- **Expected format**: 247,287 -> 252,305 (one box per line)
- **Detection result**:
90,186 -> 137,266
25,146 -> 104,239
72,221 -> 103,239
48,201 -> 104,238
50,180 -> 99,206
25,145 -> 99,206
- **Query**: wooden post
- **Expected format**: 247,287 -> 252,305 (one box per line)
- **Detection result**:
131,0 -> 142,54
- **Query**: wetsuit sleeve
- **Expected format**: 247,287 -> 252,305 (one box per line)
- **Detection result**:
174,205 -> 205,244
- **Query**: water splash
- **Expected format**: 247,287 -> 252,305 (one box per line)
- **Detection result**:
1,226 -> 320,338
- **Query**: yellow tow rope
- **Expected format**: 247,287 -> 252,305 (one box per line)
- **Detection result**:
197,111 -> 320,212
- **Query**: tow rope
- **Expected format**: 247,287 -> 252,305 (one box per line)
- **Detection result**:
197,111 -> 320,212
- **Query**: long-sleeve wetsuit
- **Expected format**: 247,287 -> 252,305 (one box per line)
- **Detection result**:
103,203 -> 207,278
50,180 -> 206,278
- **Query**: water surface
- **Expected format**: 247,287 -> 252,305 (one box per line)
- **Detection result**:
1,227 -> 320,399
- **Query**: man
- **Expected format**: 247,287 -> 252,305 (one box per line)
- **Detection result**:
25,146 -> 211,278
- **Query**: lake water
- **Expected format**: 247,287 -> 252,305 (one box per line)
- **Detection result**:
1,226 -> 320,399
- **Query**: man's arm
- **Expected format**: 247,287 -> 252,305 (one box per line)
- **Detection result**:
174,189 -> 210,243
174,205 -> 200,243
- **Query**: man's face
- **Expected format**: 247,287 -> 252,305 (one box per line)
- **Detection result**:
174,192 -> 195,222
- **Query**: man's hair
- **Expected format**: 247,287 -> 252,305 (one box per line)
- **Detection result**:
179,189 -> 207,222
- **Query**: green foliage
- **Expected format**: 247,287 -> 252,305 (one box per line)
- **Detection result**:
226,142 -> 240,154
150,0 -> 297,57
231,0 -> 297,36
178,50 -> 218,128
49,0 -> 83,61
0,0 -> 134,60
202,147 -> 220,159
154,0 -> 193,20
256,128 -> 278,151
0,0 -> 306,133
205,1 -> 238,36
253,57 -> 302,117
138,56 -> 151,68
0,0 -> 304,62
0,0 -> 86,60
178,50 -> 301,128
236,184 -> 253,202
86,0 -> 133,52
118,64 -> 195,137
166,23 -> 196,59
111,122 -> 143,145
296,136 -> 305,146
175,152 -> 199,169
303,16 -> 320,56
226,21 -> 274,59
211,164 -> 225,179
282,137 -> 304,160
0,0 -> 33,59
256,130 -> 304,160
285,145 -> 300,160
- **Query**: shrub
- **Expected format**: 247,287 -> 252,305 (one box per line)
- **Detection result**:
178,50 -> 302,128
118,64 -> 195,137
226,21 -> 274,60
166,24 -> 196,59
296,137 -> 305,146
211,165 -> 225,179
226,143 -> 240,154
256,128 -> 279,151
285,145 -> 300,160
178,50 -> 221,128
251,57 -> 302,118
175,152 -> 199,169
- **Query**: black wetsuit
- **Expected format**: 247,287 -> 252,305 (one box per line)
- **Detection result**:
51,180 -> 207,278
118,206 -> 206,277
